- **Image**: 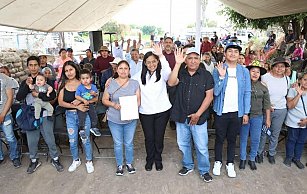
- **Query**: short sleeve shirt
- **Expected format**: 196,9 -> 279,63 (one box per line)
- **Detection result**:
0,73 -> 13,114
75,84 -> 98,100
106,79 -> 139,124
34,84 -> 51,93
171,67 -> 214,124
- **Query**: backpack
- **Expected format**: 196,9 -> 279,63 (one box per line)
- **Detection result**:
15,104 -> 42,131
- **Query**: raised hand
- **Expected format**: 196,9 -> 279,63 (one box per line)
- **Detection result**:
152,43 -> 163,56
216,62 -> 226,77
295,85 -> 304,96
175,48 -> 186,65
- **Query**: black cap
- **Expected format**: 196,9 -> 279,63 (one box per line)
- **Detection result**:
67,48 -> 73,52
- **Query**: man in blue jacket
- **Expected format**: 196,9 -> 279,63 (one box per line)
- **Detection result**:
212,42 -> 251,178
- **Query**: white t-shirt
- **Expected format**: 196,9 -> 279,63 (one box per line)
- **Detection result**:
112,44 -> 124,59
132,57 -> 172,114
285,88 -> 307,128
222,67 -> 238,113
261,73 -> 289,109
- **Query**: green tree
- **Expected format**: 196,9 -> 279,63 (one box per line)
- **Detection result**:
222,7 -> 307,40
141,25 -> 157,35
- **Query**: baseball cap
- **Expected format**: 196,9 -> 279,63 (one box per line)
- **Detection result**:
225,42 -> 242,52
186,47 -> 200,55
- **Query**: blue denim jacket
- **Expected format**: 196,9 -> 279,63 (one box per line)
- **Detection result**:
212,63 -> 251,117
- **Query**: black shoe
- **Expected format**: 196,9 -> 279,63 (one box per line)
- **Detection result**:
145,162 -> 153,171
0,159 -> 4,165
27,160 -> 42,174
267,153 -> 275,164
239,160 -> 246,170
12,158 -> 21,168
255,154 -> 263,163
283,158 -> 292,167
178,167 -> 193,176
248,160 -> 257,170
116,165 -> 124,176
155,162 -> 163,171
126,164 -> 136,174
51,159 -> 64,172
292,159 -> 305,169
201,172 -> 213,183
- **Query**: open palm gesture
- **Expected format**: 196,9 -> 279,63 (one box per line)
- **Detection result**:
175,48 -> 186,64
216,62 -> 226,77
152,43 -> 163,56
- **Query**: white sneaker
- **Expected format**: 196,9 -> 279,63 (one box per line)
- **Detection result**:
226,163 -> 236,178
68,159 -> 81,172
213,161 -> 222,176
86,161 -> 94,174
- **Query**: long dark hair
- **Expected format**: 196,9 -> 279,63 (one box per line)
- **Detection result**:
113,60 -> 131,79
141,51 -> 161,85
58,61 -> 80,91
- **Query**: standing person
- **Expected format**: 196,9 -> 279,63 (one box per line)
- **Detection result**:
125,47 -> 142,77
210,45 -> 218,65
283,73 -> 307,169
239,62 -> 271,171
102,60 -> 141,176
39,54 -> 56,81
67,48 -> 78,64
168,47 -> 214,182
112,37 -> 124,59
212,42 -> 251,178
200,37 -> 212,55
80,49 -> 96,68
202,52 -> 215,75
57,61 -> 94,173
53,48 -> 72,81
0,72 -> 21,167
132,44 -> 172,171
238,54 -> 246,66
16,56 -> 63,174
256,57 -> 290,164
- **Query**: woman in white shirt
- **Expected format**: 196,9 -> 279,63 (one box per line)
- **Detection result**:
132,44 -> 172,171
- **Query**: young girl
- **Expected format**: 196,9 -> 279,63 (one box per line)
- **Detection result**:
240,62 -> 271,170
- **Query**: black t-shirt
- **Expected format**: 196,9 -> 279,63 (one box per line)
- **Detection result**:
171,67 -> 214,125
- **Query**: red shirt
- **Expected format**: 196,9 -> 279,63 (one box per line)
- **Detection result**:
163,50 -> 176,70
93,55 -> 114,73
200,41 -> 212,54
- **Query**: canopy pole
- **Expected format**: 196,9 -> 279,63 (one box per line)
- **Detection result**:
195,0 -> 201,51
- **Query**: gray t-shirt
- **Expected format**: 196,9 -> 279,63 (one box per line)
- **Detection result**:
106,78 -> 139,124
34,83 -> 51,93
0,73 -> 14,114
285,88 -> 307,128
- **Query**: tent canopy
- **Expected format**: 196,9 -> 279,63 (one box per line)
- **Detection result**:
0,0 -> 132,32
219,0 -> 307,19
0,0 -> 307,32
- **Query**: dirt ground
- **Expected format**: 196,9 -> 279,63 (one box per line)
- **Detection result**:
1,123 -> 307,194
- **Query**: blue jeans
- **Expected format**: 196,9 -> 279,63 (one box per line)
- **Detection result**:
108,120 -> 137,166
240,115 -> 263,161
286,126 -> 307,160
0,114 -> 19,160
176,120 -> 210,175
66,111 -> 92,161
258,108 -> 287,156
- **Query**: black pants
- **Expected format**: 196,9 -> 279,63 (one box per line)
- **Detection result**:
139,109 -> 170,164
214,112 -> 242,163
77,103 -> 98,129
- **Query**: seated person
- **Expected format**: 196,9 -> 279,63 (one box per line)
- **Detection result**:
291,43 -> 303,61
75,69 -> 101,139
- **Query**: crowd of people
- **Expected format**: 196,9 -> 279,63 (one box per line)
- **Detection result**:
0,31 -> 307,184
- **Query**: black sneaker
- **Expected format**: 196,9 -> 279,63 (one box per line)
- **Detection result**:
12,158 -> 21,168
267,153 -> 275,164
90,128 -> 101,136
283,158 -> 292,167
27,160 -> 42,174
239,160 -> 246,170
201,173 -> 213,183
126,164 -> 136,174
51,159 -> 64,172
116,165 -> 124,176
292,159 -> 305,169
178,167 -> 193,176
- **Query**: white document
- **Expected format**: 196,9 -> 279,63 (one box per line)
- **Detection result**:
119,95 -> 139,121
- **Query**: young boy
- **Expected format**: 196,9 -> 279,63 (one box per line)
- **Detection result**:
29,74 -> 54,124
75,69 -> 101,141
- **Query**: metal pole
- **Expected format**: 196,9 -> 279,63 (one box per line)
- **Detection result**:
195,0 -> 201,51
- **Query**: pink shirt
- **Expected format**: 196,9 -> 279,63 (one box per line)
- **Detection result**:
293,48 -> 303,59
53,57 -> 72,79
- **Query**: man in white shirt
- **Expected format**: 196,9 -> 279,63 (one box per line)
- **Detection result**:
112,37 -> 124,59
125,48 -> 143,77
